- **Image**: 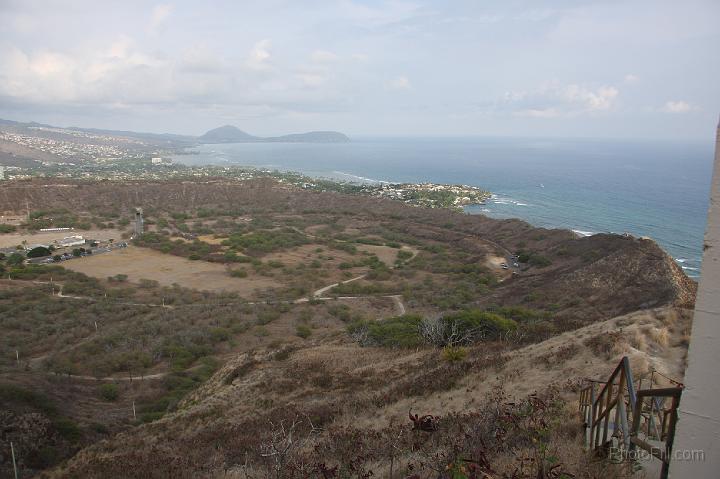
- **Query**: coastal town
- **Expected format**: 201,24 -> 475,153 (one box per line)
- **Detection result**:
0,123 -> 490,210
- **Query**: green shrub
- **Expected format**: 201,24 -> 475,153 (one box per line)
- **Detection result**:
296,325 -> 312,339
397,250 -> 414,261
517,250 -> 552,268
229,268 -> 248,278
53,417 -> 82,442
348,314 -> 424,348
0,224 -> 17,233
441,346 -> 468,362
440,309 -> 518,343
99,383 -> 119,401
6,253 -> 24,266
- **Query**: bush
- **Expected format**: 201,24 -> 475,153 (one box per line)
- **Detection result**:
348,314 -> 424,348
53,417 -> 82,442
296,325 -> 312,339
441,345 -> 468,362
397,250 -> 414,261
440,310 -> 518,343
99,383 -> 119,401
229,268 -> 248,278
0,224 -> 17,233
6,253 -> 24,265
517,250 -> 552,268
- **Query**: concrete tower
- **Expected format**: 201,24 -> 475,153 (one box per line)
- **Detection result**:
669,119 -> 720,476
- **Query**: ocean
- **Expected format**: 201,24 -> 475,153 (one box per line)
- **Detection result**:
173,137 -> 715,278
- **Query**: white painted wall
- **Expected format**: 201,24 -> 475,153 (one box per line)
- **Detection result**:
669,121 -> 720,477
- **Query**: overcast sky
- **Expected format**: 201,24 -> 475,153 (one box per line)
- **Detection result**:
0,0 -> 718,139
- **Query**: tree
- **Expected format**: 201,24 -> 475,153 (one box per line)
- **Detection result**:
7,252 -> 24,265
99,383 -> 119,401
27,246 -> 51,258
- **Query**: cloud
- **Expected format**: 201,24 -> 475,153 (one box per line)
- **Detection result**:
502,83 -> 619,118
661,100 -> 696,113
246,39 -> 272,71
339,0 -> 423,28
624,74 -> 639,84
311,50 -> 338,63
296,73 -> 327,88
149,4 -> 173,32
388,76 -> 411,90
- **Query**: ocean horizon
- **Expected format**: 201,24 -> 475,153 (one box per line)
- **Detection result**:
173,136 -> 715,278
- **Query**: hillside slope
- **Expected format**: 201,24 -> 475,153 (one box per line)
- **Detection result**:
48,305 -> 692,478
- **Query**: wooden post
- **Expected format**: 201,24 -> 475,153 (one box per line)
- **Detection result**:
661,394 -> 681,479
602,382 -> 613,446
11,440 -> 18,479
614,372 -> 626,451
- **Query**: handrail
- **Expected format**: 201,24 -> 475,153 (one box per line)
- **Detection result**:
593,356 -> 637,417
579,356 -> 683,479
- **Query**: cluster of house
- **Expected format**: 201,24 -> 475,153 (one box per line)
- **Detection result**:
25,235 -> 87,252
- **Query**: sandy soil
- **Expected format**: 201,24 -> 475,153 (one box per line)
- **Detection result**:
357,244 -> 418,265
63,246 -> 278,296
197,234 -> 227,245
0,228 -> 125,248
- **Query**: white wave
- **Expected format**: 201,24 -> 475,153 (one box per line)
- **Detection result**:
573,230 -> 595,237
675,258 -> 687,263
331,170 -> 388,184
515,202 -> 529,206
681,266 -> 699,271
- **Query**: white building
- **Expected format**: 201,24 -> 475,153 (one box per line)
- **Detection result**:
56,235 -> 85,248
151,157 -> 164,164
0,166 -> 5,180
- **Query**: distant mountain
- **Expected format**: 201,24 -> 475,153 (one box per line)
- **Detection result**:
198,125 -> 350,144
197,125 -> 259,143
0,118 -> 350,145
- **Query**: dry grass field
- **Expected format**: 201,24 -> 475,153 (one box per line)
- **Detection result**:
63,246 -> 279,296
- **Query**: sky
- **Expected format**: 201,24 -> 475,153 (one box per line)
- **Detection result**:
0,0 -> 718,139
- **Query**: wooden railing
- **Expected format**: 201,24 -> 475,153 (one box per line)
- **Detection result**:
578,356 -> 683,479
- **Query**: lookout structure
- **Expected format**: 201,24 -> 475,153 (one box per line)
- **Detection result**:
134,207 -> 144,237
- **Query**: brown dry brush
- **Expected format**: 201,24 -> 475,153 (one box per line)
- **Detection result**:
230,386 -> 577,479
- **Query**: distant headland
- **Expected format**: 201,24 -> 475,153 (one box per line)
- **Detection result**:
198,125 -> 350,144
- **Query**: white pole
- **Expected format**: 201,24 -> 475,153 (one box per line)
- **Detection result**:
15,350 -> 19,367
94,321 -> 98,332
11,441 -> 18,479
132,401 -> 136,420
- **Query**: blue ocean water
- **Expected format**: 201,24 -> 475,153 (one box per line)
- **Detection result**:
173,137 -> 715,278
